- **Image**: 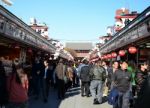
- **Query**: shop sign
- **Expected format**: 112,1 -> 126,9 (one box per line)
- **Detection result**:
3,20 -> 49,50
130,28 -> 138,41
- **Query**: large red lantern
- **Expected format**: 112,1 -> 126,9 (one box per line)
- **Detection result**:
107,54 -> 112,59
104,55 -> 108,59
101,56 -> 104,60
111,52 -> 117,58
28,48 -> 32,53
119,50 -> 126,56
128,47 -> 137,54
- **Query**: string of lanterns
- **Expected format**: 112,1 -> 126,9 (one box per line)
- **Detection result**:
101,46 -> 137,60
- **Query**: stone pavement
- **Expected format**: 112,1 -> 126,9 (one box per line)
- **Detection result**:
29,87 -> 112,108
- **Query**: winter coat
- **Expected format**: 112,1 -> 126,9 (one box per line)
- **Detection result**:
134,74 -> 150,108
80,65 -> 90,82
90,65 -> 106,81
136,70 -> 148,93
7,73 -> 28,103
55,63 -> 64,80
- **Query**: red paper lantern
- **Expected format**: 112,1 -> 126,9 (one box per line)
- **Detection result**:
104,55 -> 108,59
101,56 -> 104,60
107,54 -> 112,59
111,52 -> 117,58
119,50 -> 126,56
28,48 -> 32,53
14,44 -> 20,49
128,47 -> 137,54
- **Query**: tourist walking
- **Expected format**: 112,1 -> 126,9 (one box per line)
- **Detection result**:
90,60 -> 106,104
6,64 -> 28,108
55,59 -> 65,99
41,60 -> 52,103
80,60 -> 90,97
113,61 -> 131,108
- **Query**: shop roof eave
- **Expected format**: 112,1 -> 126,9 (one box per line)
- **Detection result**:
100,6 -> 150,52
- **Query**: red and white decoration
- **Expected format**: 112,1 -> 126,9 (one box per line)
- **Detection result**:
119,50 -> 126,56
128,47 -> 137,54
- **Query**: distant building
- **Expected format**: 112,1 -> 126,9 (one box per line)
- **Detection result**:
99,36 -> 112,45
29,18 -> 49,39
115,8 -> 139,32
65,42 -> 93,60
107,26 -> 115,36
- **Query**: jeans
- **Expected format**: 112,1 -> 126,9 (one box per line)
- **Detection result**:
32,76 -> 42,97
117,90 -> 130,108
57,79 -> 65,99
81,81 -> 90,96
90,80 -> 103,103
41,78 -> 50,100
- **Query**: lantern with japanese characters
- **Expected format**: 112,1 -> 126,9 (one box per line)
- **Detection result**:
111,52 -> 117,58
28,48 -> 32,53
104,55 -> 108,59
119,50 -> 126,56
128,47 -> 137,54
107,54 -> 112,59
101,56 -> 104,60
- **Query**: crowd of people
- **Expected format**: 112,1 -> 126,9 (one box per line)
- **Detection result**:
0,56 -> 80,108
78,59 -> 150,108
0,56 -> 150,108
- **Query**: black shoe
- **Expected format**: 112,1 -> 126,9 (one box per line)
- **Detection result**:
81,94 -> 84,97
93,98 -> 98,104
93,99 -> 101,104
86,95 -> 90,97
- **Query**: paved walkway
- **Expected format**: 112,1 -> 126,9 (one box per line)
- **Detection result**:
29,87 -> 112,108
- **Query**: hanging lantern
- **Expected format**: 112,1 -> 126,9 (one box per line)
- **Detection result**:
14,44 -> 20,49
128,46 -> 137,54
111,52 -> 117,58
28,48 -> 32,53
107,54 -> 112,59
101,56 -> 104,60
103,55 -> 108,59
119,50 -> 126,56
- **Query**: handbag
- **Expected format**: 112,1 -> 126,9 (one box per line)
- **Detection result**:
108,88 -> 119,105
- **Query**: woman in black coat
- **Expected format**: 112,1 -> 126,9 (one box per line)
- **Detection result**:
134,72 -> 150,108
0,61 -> 7,108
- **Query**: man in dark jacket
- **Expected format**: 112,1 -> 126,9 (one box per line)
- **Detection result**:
41,60 -> 52,103
90,60 -> 106,104
31,57 -> 43,99
136,62 -> 148,95
113,61 -> 131,108
80,60 -> 90,97
134,71 -> 150,108
107,61 -> 119,90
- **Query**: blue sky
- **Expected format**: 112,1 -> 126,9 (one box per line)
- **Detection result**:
4,0 -> 150,44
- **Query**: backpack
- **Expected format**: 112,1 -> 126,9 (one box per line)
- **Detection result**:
108,88 -> 119,105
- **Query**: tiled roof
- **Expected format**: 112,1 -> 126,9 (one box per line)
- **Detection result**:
65,42 -> 93,50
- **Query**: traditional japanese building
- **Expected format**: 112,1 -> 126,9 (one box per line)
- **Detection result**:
100,6 -> 150,65
0,5 -> 69,64
65,42 -> 93,60
29,18 -> 49,39
115,8 -> 139,32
